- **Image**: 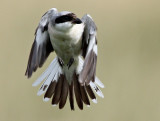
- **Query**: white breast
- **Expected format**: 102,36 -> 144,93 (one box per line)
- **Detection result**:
48,23 -> 85,64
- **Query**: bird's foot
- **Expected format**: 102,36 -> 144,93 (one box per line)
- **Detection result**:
67,57 -> 74,69
58,57 -> 64,67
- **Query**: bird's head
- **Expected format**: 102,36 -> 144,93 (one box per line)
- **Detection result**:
53,11 -> 82,31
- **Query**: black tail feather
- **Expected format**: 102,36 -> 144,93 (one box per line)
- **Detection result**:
44,72 -> 97,110
69,82 -> 74,110
80,86 -> 90,105
44,81 -> 56,99
59,77 -> 69,109
52,75 -> 64,105
85,85 -> 96,100
73,73 -> 83,110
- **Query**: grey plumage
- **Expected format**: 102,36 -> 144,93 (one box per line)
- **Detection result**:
25,8 -> 57,78
79,14 -> 98,85
25,8 -> 104,110
81,14 -> 97,58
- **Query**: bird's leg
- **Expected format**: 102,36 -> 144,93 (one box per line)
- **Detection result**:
58,57 -> 64,67
67,57 -> 74,69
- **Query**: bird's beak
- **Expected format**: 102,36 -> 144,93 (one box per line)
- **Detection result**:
72,18 -> 82,24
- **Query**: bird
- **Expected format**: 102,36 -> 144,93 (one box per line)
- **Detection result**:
25,8 -> 104,110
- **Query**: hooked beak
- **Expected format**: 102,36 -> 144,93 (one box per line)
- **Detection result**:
72,18 -> 82,24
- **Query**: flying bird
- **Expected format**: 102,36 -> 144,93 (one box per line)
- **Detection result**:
25,8 -> 104,110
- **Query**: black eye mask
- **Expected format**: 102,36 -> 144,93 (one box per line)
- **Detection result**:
55,13 -> 77,24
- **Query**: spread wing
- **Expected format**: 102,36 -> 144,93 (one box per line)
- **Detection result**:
25,8 -> 58,78
79,14 -> 98,85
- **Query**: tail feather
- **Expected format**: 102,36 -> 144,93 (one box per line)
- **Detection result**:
69,82 -> 74,110
32,57 -> 57,86
44,81 -> 56,101
32,56 -> 104,110
79,85 -> 90,105
59,77 -> 69,109
52,74 -> 64,105
73,73 -> 83,110
95,77 -> 104,88
89,81 -> 104,98
85,85 -> 97,103
37,63 -> 59,96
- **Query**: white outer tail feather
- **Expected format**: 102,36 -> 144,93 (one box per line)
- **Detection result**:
33,56 -> 104,103
32,57 -> 57,86
32,57 -> 62,97
37,62 -> 59,96
95,77 -> 104,88
89,81 -> 104,98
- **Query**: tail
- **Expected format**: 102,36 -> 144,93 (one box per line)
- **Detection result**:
32,56 -> 104,110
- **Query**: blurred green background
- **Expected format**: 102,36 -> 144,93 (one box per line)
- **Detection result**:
0,0 -> 160,121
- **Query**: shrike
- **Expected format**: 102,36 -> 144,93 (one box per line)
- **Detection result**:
25,8 -> 104,110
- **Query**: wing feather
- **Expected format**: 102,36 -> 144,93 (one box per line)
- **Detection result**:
79,14 -> 98,85
25,8 -> 58,78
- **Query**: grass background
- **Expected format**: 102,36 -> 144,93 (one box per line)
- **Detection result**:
0,0 -> 160,121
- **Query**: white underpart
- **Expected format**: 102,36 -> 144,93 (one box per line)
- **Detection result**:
49,22 -> 85,83
68,23 -> 85,42
55,22 -> 73,32
89,81 -> 104,98
49,23 -> 85,63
